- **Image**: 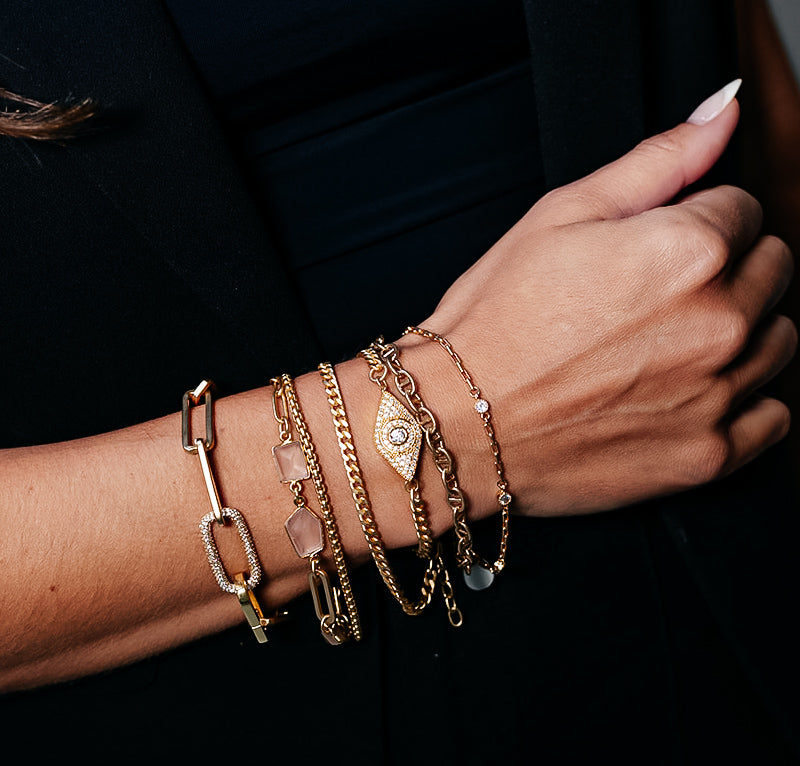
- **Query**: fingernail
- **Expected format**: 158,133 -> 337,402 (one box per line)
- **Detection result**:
686,79 -> 742,125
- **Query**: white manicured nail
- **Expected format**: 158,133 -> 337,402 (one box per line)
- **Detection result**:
686,79 -> 742,125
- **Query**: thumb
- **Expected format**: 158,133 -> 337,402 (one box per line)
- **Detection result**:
544,79 -> 742,223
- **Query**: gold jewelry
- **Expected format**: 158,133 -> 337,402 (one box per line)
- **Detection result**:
353,352 -> 463,627
319,362 -> 450,621
353,351 -> 434,558
403,327 -> 511,589
373,388 -> 423,483
183,380 -> 286,643
367,339 -> 477,574
271,374 -> 361,643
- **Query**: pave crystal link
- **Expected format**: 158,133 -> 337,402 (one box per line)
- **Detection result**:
184,380 -> 282,644
403,327 -> 511,580
199,505 -> 261,593
271,374 -> 360,643
319,362 -> 447,619
373,390 -> 422,482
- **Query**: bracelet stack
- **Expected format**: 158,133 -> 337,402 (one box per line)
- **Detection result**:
183,330 -> 510,643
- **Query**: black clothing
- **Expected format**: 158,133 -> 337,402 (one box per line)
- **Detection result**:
0,1 -> 797,764
162,0 -> 543,359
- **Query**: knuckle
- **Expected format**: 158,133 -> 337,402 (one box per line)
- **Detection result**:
769,313 -> 799,357
765,234 -> 794,277
705,305 -> 750,367
716,184 -> 763,225
775,400 -> 792,441
541,184 -> 620,221
720,309 -> 751,361
780,315 -> 799,357
649,208 -> 730,285
742,187 -> 764,227
534,186 -> 563,213
637,132 -> 684,163
692,220 -> 730,281
681,432 -> 732,485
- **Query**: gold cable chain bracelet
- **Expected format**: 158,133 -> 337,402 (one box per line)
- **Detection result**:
403,327 -> 511,576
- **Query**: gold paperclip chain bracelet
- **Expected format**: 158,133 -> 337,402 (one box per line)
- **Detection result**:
182,380 -> 286,643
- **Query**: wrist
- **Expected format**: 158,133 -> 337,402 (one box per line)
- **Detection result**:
209,329 -> 513,641
391,332 -> 506,526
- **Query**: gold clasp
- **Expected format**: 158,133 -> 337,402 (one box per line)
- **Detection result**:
234,572 -> 288,643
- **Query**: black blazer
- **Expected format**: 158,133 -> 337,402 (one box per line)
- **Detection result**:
1,1 -> 797,763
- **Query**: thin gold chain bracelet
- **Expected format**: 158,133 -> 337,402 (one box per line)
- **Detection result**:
402,327 -> 511,589
271,374 -> 361,643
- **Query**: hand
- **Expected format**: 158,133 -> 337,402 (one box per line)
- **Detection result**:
410,89 -> 796,516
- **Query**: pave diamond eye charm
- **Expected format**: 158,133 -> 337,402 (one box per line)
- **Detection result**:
374,390 -> 422,482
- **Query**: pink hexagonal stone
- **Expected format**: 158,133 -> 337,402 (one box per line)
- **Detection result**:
285,506 -> 324,559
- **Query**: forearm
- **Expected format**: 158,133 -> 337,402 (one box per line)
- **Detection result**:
0,342 -> 498,692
